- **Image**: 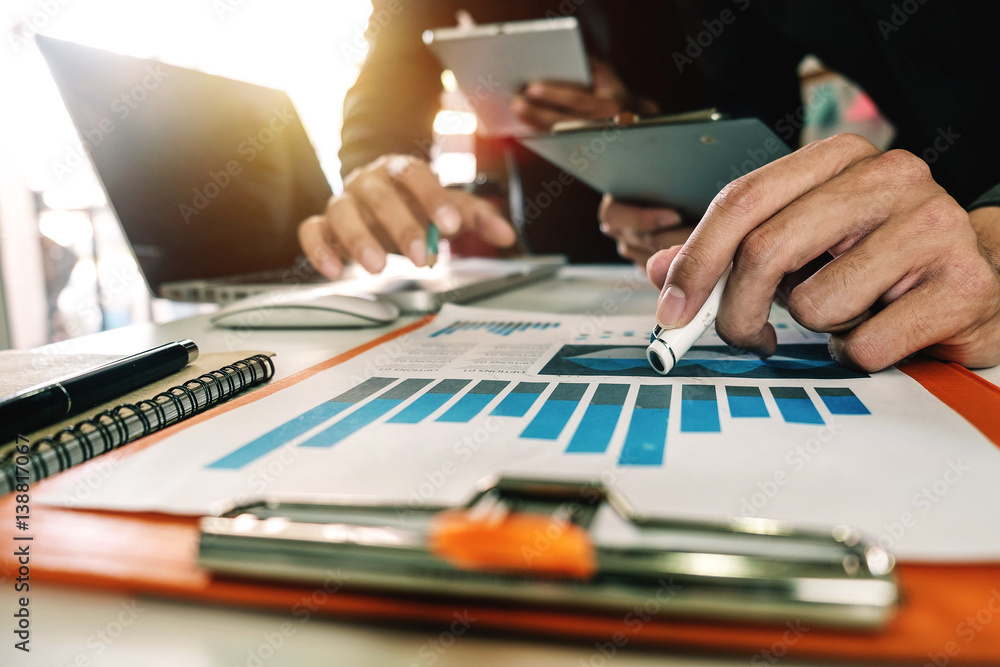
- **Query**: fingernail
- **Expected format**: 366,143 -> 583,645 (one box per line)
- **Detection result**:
527,83 -> 544,98
656,285 -> 686,329
408,238 -> 427,267
659,210 -> 682,227
359,246 -> 385,274
433,205 -> 461,235
319,257 -> 342,279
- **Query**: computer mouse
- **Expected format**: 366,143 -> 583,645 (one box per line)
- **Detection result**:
209,289 -> 401,329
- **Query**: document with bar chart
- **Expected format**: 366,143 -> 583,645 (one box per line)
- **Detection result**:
52,305 -> 1000,561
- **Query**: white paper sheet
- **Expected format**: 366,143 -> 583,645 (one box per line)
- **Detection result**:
42,305 -> 1000,561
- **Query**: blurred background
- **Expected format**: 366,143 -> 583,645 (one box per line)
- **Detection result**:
0,0 -> 891,351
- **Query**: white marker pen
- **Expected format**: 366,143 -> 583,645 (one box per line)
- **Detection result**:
646,266 -> 731,375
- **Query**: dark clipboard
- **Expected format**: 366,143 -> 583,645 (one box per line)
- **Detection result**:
518,110 -> 792,219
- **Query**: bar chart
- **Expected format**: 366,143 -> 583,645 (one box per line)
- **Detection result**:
429,319 -> 561,337
539,344 -> 869,379
208,376 -> 872,471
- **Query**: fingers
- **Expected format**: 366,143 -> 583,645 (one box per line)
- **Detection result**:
615,228 -> 692,268
381,156 -> 462,235
830,255 -> 1000,371
347,166 -> 429,267
298,195 -> 387,276
510,96 -> 585,132
302,155 -> 517,276
647,245 -> 684,289
522,82 -> 620,118
599,196 -> 688,266
713,147 -> 936,353
450,191 -> 518,248
298,214 -> 344,279
599,196 -> 682,236
660,134 -> 882,332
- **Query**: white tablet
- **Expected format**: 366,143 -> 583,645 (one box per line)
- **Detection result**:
518,110 -> 792,218
423,17 -> 591,137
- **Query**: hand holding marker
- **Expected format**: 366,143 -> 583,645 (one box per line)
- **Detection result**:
647,267 -> 731,375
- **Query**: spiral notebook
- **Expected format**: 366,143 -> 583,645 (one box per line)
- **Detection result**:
0,350 -> 275,494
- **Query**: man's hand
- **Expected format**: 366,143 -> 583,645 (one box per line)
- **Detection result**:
511,58 -> 659,133
598,196 -> 692,268
298,155 -> 517,278
647,133 -> 1000,371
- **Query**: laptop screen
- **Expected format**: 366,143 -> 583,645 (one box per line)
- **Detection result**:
37,35 -> 333,294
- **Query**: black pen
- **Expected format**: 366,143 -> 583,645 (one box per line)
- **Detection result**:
0,339 -> 199,443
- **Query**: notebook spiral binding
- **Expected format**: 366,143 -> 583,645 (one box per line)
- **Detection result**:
1,354 -> 274,494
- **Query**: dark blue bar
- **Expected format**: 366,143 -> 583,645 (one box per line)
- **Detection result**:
437,380 -> 509,422
815,387 -> 870,415
521,383 -> 587,440
619,385 -> 671,466
725,386 -> 769,418
680,385 -> 721,433
491,382 -> 547,417
771,387 -> 824,424
208,377 -> 396,469
429,322 -> 460,338
566,384 -> 628,453
300,379 -> 432,448
387,379 -> 471,424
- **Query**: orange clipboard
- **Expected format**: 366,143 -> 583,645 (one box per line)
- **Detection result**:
3,318 -> 999,663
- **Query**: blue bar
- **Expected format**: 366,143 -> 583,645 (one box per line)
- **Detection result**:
680,385 -> 721,433
620,385 -> 671,466
725,386 -> 769,418
387,379 -> 471,424
815,387 -> 870,415
437,380 -> 508,423
521,383 -> 587,440
301,379 -> 432,448
566,384 -> 627,453
771,387 -> 824,424
208,377 -> 396,469
491,382 -> 547,417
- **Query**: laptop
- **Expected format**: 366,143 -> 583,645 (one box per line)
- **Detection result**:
36,35 -> 562,313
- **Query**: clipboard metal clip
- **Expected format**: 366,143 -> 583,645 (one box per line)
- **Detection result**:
198,476 -> 898,630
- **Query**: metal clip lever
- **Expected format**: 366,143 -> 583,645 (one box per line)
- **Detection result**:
199,476 -> 897,630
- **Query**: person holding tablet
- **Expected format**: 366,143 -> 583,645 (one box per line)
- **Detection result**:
298,1 -> 723,277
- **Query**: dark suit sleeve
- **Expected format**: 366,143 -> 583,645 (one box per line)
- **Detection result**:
338,1 -> 454,178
